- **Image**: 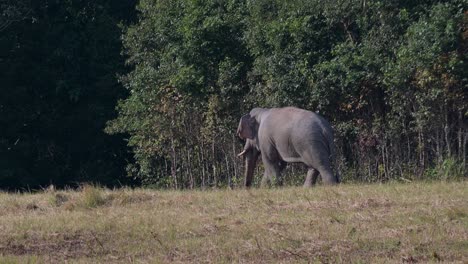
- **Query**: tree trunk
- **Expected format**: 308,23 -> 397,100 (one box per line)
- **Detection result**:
458,111 -> 463,160
201,140 -> 206,189
445,109 -> 451,157
171,136 -> 177,189
463,130 -> 467,174
212,140 -> 217,187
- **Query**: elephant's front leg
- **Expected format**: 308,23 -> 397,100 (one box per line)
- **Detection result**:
260,170 -> 271,187
304,168 -> 319,187
261,155 -> 281,187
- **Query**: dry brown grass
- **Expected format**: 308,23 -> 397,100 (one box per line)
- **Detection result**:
0,181 -> 467,263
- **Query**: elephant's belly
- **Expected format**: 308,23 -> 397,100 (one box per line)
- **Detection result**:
278,146 -> 303,163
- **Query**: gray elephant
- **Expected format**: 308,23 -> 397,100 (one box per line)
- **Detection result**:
236,107 -> 339,187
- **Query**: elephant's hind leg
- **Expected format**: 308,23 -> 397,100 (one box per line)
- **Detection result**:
318,166 -> 337,185
301,146 -> 337,185
304,168 -> 319,187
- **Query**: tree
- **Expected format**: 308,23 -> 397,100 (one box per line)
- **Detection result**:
106,0 -> 251,188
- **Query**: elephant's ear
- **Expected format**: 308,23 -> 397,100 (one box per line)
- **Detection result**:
237,114 -> 255,139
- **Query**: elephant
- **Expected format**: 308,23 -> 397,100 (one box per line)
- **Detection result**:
236,107 -> 339,187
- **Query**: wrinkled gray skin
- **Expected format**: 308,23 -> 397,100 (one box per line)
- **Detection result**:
236,107 -> 339,187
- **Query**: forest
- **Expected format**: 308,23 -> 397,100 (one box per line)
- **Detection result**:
1,0 -> 467,190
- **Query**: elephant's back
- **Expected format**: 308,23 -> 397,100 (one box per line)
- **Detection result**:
268,107 -> 331,131
264,107 -> 333,158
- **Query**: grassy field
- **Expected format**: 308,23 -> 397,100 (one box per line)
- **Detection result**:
0,182 -> 467,263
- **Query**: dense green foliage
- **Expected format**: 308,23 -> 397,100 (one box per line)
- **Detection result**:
0,0 -> 136,189
107,0 -> 467,188
1,0 -> 466,189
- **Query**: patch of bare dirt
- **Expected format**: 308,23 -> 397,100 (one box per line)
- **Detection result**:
0,231 -> 118,261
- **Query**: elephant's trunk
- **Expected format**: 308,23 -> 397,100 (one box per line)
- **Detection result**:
244,149 -> 259,187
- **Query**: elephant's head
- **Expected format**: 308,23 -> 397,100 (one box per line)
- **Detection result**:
237,113 -> 260,187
